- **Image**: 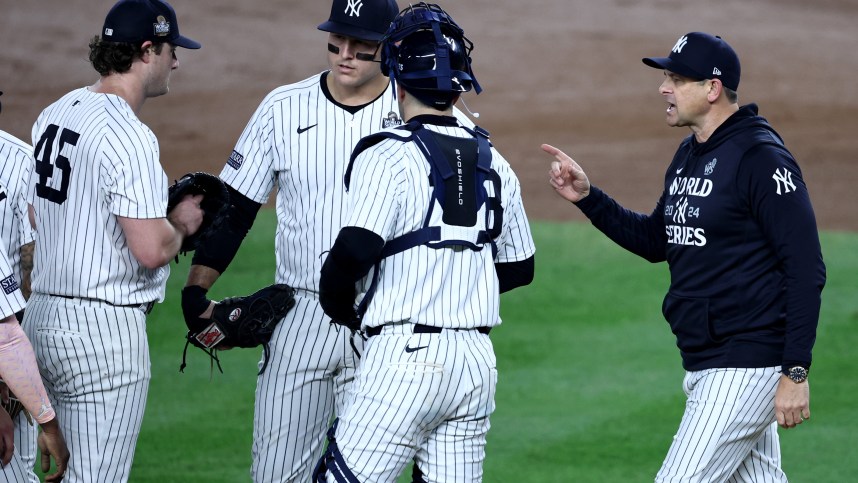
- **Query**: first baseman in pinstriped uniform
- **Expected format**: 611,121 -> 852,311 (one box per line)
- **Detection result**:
546,32 -> 825,481
180,1 -> 406,481
24,1 -> 203,481
313,4 -> 536,481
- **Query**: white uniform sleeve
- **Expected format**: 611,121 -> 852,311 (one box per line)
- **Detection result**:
493,152 -> 536,263
105,129 -> 168,219
219,93 -> 281,203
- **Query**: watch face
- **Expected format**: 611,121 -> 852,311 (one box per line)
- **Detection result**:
788,366 -> 808,383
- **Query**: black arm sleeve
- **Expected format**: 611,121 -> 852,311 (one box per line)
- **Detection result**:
191,185 -> 262,273
496,256 -> 535,294
319,227 -> 385,322
575,186 -> 668,263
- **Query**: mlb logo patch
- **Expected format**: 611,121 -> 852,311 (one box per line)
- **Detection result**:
1,275 -> 19,295
227,150 -> 244,170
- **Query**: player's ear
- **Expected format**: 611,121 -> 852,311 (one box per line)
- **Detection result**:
707,78 -> 723,103
140,41 -> 155,62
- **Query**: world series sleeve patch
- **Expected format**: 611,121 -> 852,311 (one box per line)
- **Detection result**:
1,275 -> 19,295
227,150 -> 244,170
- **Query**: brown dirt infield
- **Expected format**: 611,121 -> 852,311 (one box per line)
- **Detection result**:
2,0 -> 857,231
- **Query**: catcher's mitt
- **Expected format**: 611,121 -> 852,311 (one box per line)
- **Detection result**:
180,284 -> 296,374
167,172 -> 230,254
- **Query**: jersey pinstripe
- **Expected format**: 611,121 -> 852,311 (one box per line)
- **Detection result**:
346,122 -> 536,329
221,72 -> 401,294
29,87 -> 169,305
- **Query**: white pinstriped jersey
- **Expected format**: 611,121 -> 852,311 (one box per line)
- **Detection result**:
0,130 -> 36,284
29,88 -> 169,304
220,72 -> 403,293
346,122 -> 536,329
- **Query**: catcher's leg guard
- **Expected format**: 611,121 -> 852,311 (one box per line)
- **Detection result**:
411,462 -> 427,483
312,419 -> 361,483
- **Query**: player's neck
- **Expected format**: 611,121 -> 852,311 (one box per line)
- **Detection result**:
89,75 -> 146,114
326,73 -> 389,107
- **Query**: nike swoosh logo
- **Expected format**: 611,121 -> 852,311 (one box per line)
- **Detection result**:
296,124 -> 317,134
676,167 -> 684,174
405,345 -> 429,353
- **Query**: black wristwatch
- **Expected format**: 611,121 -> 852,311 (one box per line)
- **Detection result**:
783,366 -> 809,384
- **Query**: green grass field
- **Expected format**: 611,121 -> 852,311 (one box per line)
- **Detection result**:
41,210 -> 857,481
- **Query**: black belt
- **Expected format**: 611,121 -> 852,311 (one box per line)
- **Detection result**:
48,294 -> 155,315
365,323 -> 491,337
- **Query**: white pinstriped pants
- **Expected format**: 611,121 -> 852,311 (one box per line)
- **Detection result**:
325,324 -> 497,483
656,367 -> 788,482
252,294 -> 361,483
23,293 -> 151,483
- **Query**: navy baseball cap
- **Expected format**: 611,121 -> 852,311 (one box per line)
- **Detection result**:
643,32 -> 740,91
102,0 -> 201,49
318,0 -> 399,42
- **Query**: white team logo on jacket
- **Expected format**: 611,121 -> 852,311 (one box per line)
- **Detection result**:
704,158 -> 717,175
772,168 -> 796,195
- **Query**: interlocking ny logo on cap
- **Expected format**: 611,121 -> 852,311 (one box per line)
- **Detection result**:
672,35 -> 688,54
345,0 -> 364,17
154,15 -> 170,37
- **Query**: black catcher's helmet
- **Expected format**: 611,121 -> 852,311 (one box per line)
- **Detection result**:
381,3 -> 481,109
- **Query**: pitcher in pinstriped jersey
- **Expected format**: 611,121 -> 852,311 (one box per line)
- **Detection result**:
24,2 -> 203,481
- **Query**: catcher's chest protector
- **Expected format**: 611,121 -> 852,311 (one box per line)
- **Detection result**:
346,122 -> 503,316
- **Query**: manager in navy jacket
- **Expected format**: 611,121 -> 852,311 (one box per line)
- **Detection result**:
544,32 -> 825,482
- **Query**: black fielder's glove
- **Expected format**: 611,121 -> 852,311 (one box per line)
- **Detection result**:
167,172 -> 230,254
180,284 -> 296,374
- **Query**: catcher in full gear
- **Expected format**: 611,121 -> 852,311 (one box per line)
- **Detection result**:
313,3 -> 536,481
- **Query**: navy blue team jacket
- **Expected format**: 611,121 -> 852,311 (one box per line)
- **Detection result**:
575,104 -> 826,371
